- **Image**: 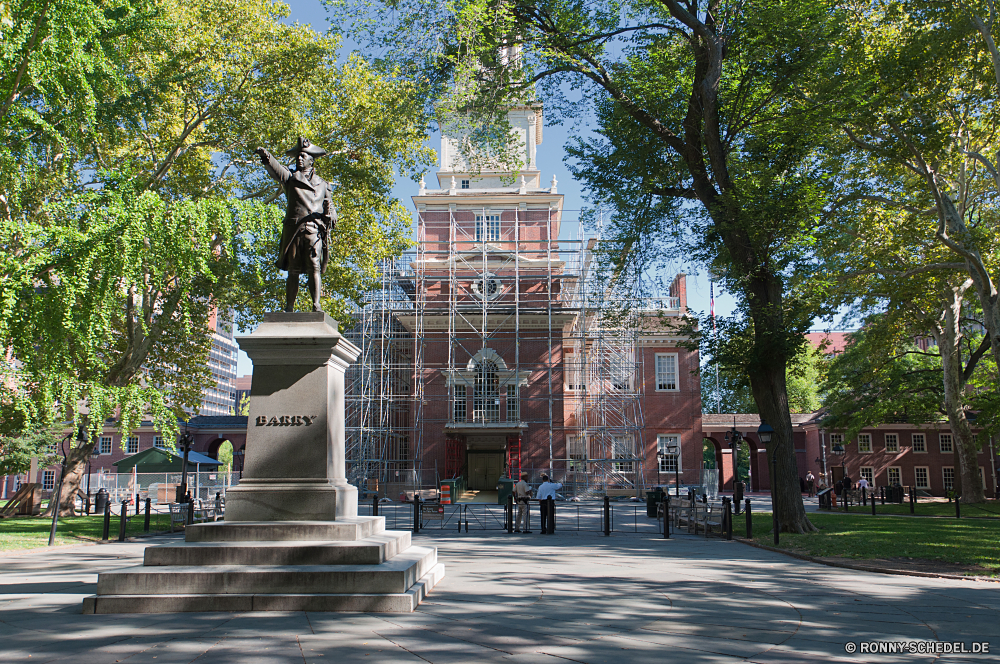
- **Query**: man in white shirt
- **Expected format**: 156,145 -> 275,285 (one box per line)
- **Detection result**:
857,476 -> 869,490
536,474 -> 562,534
514,473 -> 532,533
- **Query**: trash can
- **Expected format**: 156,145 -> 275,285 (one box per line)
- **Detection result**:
497,478 -> 517,505
646,488 -> 665,518
95,488 -> 109,514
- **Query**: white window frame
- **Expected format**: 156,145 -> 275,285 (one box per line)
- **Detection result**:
506,386 -> 519,422
884,433 -> 898,453
887,466 -> 901,486
126,436 -> 139,455
654,353 -> 678,392
42,470 -> 55,491
612,435 -> 635,473
942,466 -> 955,492
475,214 -> 500,242
857,433 -> 872,454
453,385 -> 467,423
567,435 -> 587,471
859,467 -> 874,486
657,434 -> 680,473
912,433 -> 927,453
153,436 -> 165,449
565,351 -> 583,391
829,433 -> 843,449
914,466 -> 930,490
99,436 -> 112,455
939,433 -> 953,454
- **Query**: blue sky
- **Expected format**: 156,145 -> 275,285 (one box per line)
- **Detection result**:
237,0 -> 741,375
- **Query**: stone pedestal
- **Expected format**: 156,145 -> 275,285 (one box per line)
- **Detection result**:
82,312 -> 444,614
224,312 -> 359,521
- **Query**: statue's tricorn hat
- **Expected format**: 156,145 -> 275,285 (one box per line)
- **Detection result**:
285,136 -> 327,158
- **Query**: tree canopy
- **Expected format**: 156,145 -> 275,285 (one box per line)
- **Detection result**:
0,0 -> 433,512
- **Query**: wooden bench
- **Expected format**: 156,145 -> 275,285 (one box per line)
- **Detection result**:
656,499 -> 722,536
691,502 -> 721,536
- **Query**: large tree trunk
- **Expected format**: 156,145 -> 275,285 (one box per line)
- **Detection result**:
42,440 -> 97,517
935,290 -> 986,503
744,273 -> 816,533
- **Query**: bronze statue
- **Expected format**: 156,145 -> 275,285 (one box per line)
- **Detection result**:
256,137 -> 336,312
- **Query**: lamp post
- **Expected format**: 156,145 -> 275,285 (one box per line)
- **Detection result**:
176,424 -> 193,503
666,444 -> 680,496
757,421 -> 776,545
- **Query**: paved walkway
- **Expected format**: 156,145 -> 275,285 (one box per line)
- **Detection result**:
1,530 -> 997,663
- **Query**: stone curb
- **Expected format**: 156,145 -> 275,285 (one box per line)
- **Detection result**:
732,536 -> 1000,583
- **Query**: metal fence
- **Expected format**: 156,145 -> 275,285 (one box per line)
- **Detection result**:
82,472 -> 240,505
358,500 -> 669,535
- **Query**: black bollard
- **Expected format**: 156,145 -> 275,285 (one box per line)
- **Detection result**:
507,494 -> 514,533
862,489 -> 867,507
144,497 -> 151,532
603,496 -> 611,537
956,495 -> 961,519
187,500 -> 194,526
880,486 -> 886,505
870,489 -> 875,516
909,487 -> 915,514
724,498 -> 733,540
548,497 -> 556,534
373,494 -> 379,517
135,496 -> 141,516
85,491 -> 91,516
457,504 -> 462,532
118,501 -> 127,542
102,501 -> 111,540
464,504 -> 469,533
734,494 -> 741,515
662,496 -> 670,539
413,495 -> 421,534
745,499 -> 752,539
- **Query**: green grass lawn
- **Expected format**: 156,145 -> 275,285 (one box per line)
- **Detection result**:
0,513 -> 173,551
851,498 -> 1000,519
731,511 -> 1000,576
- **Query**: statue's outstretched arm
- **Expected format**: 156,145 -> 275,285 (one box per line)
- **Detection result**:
255,147 -> 291,183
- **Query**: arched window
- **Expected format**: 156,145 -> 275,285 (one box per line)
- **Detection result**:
474,359 -> 500,422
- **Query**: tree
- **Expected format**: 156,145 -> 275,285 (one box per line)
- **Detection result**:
0,430 -> 58,477
341,0 -> 848,533
827,0 -> 1000,386
1,0 -> 434,514
816,217 -> 991,502
703,344 -> 826,414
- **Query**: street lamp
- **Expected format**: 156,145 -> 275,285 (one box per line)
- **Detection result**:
757,421 -> 777,545
666,444 -> 680,496
176,424 -> 193,503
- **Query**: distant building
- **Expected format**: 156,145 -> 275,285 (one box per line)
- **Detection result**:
200,310 -> 238,416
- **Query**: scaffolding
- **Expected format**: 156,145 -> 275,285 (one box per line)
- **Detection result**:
342,204 -> 683,497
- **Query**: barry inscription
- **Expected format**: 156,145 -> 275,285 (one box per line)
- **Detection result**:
255,415 -> 319,427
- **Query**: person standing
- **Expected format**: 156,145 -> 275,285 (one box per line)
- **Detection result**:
805,471 -> 815,497
536,474 -> 562,535
514,473 -> 532,533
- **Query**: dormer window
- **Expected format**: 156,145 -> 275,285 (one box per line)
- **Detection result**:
461,179 -> 470,189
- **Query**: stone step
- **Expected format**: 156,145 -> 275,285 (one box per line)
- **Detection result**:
184,516 -> 384,543
97,546 -> 436,596
82,563 -> 445,614
145,531 -> 411,567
